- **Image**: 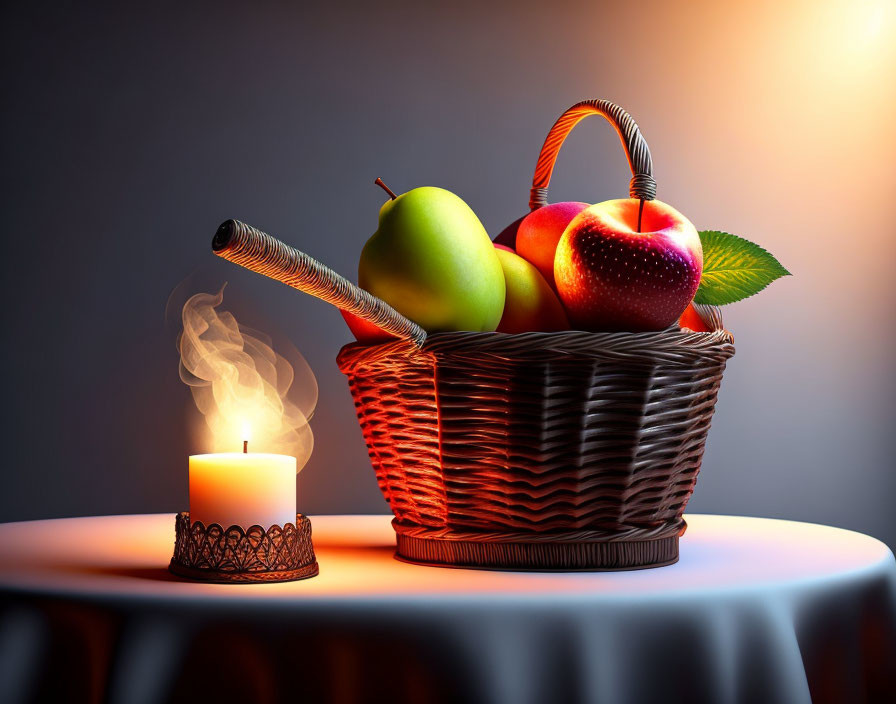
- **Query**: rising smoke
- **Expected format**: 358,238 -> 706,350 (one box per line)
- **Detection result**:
178,286 -> 316,468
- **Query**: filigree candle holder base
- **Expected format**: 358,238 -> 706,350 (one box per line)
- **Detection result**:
169,512 -> 319,583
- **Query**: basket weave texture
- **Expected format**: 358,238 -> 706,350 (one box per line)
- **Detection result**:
337,328 -> 734,561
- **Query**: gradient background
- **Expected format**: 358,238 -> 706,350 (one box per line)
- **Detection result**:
2,1 -> 895,548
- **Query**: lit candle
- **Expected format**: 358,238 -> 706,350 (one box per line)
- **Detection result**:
189,446 -> 297,529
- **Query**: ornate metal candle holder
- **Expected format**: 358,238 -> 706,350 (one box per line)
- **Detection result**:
169,513 -> 318,583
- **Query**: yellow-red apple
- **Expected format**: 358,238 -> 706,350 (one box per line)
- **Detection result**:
494,245 -> 569,333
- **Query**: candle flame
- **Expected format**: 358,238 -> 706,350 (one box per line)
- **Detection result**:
178,287 -> 316,468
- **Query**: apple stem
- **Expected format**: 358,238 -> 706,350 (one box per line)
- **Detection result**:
637,199 -> 644,233
374,177 -> 398,200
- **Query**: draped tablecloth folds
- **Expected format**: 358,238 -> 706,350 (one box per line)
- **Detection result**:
0,514 -> 894,704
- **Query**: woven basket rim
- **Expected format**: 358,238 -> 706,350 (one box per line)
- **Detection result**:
338,328 -> 735,370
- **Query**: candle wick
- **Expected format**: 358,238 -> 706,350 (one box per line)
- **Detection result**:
243,440 -> 248,454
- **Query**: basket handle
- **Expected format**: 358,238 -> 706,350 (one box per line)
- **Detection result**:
212,219 -> 428,347
529,99 -> 656,212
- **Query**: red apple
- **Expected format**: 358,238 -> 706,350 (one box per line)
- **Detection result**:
515,202 -> 589,288
678,303 -> 711,332
340,309 -> 396,344
554,199 -> 702,331
493,215 -> 524,249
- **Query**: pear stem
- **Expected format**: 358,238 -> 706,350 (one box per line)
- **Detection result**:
637,199 -> 644,233
374,178 -> 398,200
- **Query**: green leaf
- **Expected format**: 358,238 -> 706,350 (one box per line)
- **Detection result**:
694,230 -> 790,305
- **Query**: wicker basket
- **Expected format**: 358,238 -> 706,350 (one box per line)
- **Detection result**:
338,325 -> 733,570
213,100 -> 735,571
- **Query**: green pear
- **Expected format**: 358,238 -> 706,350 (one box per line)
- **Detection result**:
359,180 -> 506,333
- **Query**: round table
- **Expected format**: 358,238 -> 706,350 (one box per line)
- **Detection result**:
0,514 -> 893,704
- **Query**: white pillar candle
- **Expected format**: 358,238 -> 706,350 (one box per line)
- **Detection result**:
188,453 -> 297,529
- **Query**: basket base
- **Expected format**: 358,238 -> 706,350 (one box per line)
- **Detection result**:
394,527 -> 680,572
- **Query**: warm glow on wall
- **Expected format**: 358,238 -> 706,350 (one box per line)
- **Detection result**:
804,1 -> 894,81
866,3 -> 887,39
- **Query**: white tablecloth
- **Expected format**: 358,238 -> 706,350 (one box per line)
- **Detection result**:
0,514 -> 894,704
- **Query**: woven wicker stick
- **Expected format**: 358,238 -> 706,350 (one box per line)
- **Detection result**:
212,219 -> 427,347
